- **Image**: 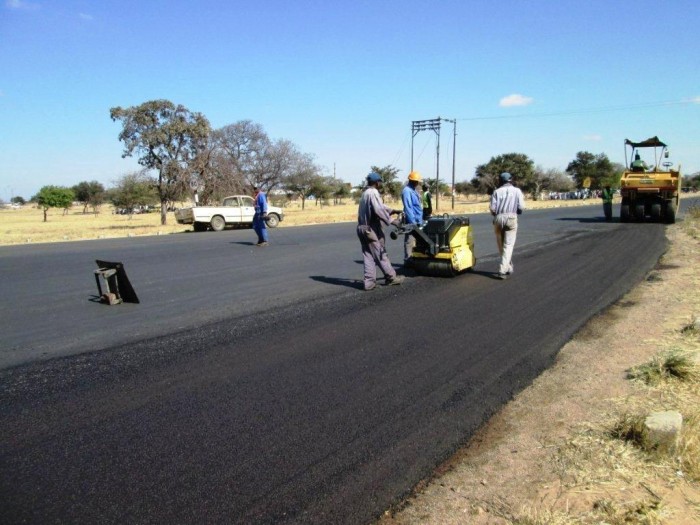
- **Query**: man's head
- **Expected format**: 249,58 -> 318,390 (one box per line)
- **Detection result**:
408,171 -> 422,187
253,186 -> 260,195
366,172 -> 382,187
500,172 -> 512,184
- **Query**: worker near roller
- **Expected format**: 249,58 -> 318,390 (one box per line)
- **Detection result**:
422,182 -> 433,220
490,172 -> 525,280
357,172 -> 404,291
631,153 -> 648,172
402,171 -> 423,263
253,186 -> 269,246
601,183 -> 614,221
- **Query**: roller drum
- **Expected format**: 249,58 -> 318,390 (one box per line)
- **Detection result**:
411,258 -> 456,277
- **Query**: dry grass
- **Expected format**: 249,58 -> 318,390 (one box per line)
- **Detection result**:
627,348 -> 700,385
0,195 -> 602,246
380,209 -> 700,525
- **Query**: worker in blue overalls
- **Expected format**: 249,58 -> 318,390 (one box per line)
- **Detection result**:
253,186 -> 269,246
402,171 -> 423,264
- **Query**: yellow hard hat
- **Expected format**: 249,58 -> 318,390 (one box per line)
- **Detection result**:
408,171 -> 422,182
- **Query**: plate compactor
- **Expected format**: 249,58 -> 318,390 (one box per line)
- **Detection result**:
390,214 -> 476,277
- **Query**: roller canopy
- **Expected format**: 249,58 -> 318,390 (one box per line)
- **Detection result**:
625,136 -> 667,148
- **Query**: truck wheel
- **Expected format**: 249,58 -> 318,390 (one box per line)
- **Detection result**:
650,203 -> 662,222
210,215 -> 226,232
665,201 -> 676,224
193,222 -> 207,232
634,203 -> 645,221
620,204 -> 630,223
266,213 -> 280,228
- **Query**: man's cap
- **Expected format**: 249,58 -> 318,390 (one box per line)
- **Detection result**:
367,172 -> 382,183
408,171 -> 422,182
500,172 -> 512,182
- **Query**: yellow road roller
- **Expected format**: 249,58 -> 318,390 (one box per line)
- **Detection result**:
391,214 -> 476,277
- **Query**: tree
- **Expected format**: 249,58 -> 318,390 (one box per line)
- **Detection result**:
530,166 -> 567,200
109,171 -> 158,218
370,165 -> 402,200
33,185 -> 74,222
72,180 -> 106,214
10,196 -> 26,205
332,181 -> 351,205
247,138 -> 299,192
110,99 -> 211,225
565,151 -> 616,190
188,132 -> 242,205
310,176 -> 339,208
472,153 -> 535,195
546,169 -> 575,192
454,181 -> 474,197
682,172 -> 700,190
284,152 -> 323,210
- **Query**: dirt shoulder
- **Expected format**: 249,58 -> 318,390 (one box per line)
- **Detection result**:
379,213 -> 700,524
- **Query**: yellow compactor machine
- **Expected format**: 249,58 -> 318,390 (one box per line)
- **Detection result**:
620,137 -> 681,223
391,214 -> 476,277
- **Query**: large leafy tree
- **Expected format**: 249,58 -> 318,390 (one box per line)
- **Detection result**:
72,180 -> 105,214
565,151 -> 616,190
472,153 -> 535,195
33,185 -> 74,222
188,132 -> 242,205
110,99 -> 211,225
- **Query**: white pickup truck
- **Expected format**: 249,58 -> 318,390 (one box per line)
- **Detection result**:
174,195 -> 284,232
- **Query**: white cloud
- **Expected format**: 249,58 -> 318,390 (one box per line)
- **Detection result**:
5,0 -> 39,10
691,96 -> 700,104
499,94 -> 534,107
583,134 -> 602,141
79,12 -> 93,20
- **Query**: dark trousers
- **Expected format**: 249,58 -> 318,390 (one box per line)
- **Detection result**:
603,202 -> 612,221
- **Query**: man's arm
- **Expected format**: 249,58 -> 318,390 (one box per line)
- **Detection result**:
517,188 -> 525,213
370,191 -> 394,225
402,189 -> 420,223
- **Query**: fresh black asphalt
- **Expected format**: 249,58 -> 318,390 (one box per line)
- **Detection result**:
0,203 -> 674,524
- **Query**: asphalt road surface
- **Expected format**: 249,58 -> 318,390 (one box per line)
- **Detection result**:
0,202 -> 677,524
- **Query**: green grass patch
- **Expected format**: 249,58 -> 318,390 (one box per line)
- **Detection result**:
626,349 -> 699,385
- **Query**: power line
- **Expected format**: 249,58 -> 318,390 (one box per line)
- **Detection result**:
456,98 -> 697,122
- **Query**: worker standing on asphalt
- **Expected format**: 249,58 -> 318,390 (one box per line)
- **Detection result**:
357,172 -> 404,291
253,186 -> 269,246
490,172 -> 525,280
402,171 -> 423,264
601,184 -> 614,221
422,182 -> 433,221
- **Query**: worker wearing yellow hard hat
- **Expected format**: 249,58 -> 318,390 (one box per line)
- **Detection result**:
402,171 -> 424,264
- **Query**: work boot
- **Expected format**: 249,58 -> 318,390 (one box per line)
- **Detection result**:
385,275 -> 404,286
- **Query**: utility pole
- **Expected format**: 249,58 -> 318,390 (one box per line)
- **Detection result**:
410,117 -> 457,211
411,118 -> 441,210
441,118 -> 457,209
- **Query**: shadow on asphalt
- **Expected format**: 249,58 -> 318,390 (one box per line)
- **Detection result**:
556,217 -> 615,223
310,275 -> 364,290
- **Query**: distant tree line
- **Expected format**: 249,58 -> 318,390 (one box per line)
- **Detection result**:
22,98 -> 683,222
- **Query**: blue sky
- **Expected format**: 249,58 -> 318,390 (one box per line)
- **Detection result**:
1,0 -> 699,200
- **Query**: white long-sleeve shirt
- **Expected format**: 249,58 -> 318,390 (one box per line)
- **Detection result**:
490,183 -> 525,216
